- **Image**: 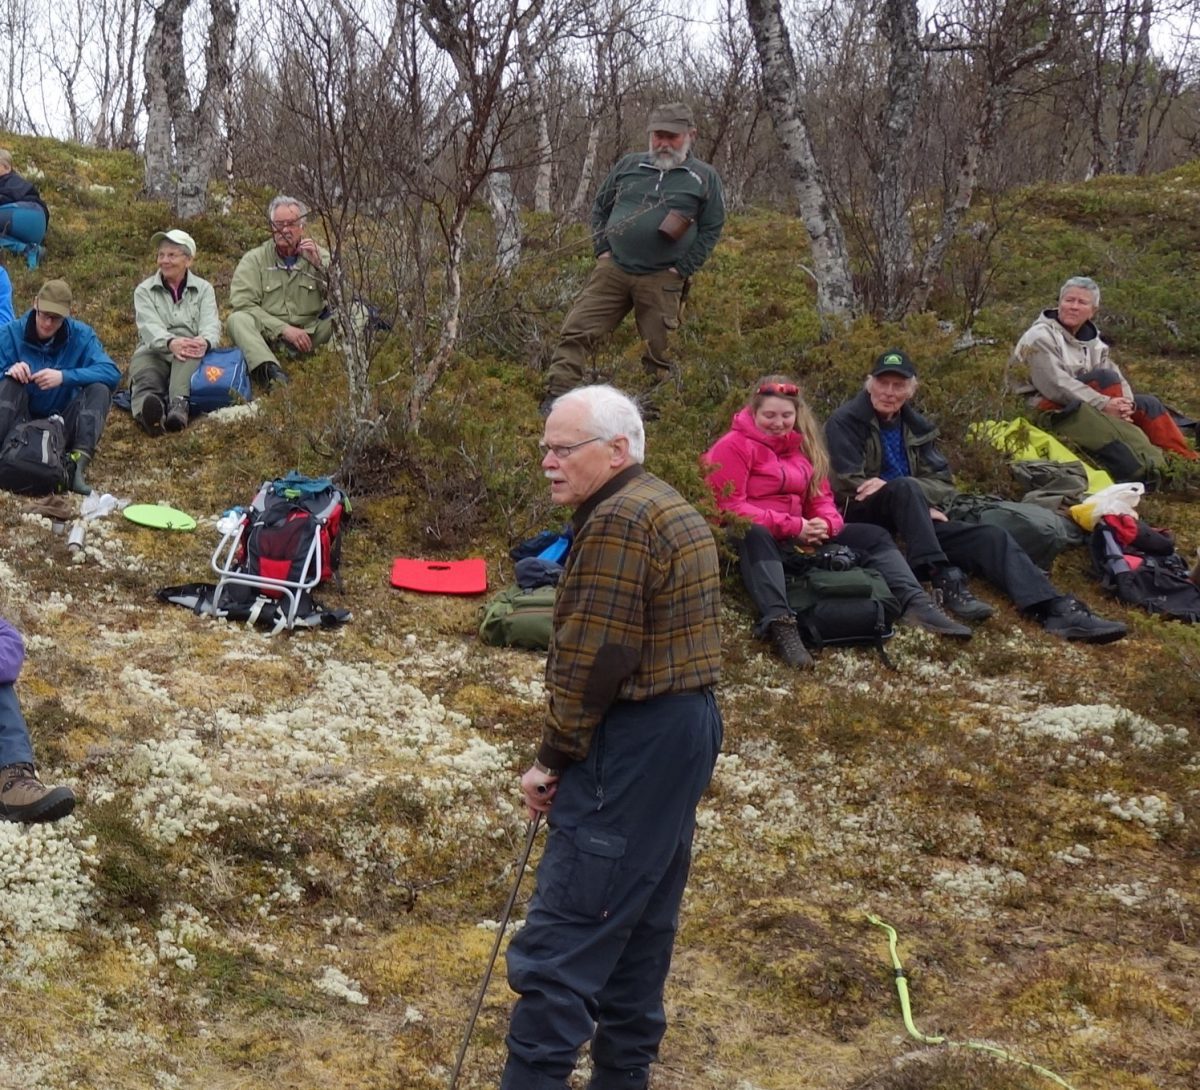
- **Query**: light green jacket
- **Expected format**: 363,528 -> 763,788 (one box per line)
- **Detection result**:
133,272 -> 221,353
228,238 -> 330,336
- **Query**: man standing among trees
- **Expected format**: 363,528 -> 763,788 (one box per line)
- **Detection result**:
503,385 -> 723,1090
226,196 -> 332,388
541,104 -> 726,415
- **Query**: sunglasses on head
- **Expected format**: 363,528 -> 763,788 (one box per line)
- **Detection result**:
758,382 -> 799,397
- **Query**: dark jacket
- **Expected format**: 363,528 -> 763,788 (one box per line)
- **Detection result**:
0,170 -> 49,223
591,153 -> 725,279
824,389 -> 958,509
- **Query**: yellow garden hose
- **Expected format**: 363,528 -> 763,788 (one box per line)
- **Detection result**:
866,914 -> 1078,1089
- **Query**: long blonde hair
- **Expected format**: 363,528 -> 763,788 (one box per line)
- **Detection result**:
747,374 -> 831,498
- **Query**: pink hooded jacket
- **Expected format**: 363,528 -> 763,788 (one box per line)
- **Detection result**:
703,407 -> 845,541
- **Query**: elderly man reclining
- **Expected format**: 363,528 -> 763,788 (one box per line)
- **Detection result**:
824,350 -> 1127,643
1009,275 -> 1197,482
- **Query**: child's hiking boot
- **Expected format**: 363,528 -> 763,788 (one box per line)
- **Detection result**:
1037,596 -> 1127,644
0,764 -> 76,823
165,397 -> 190,432
67,451 -> 92,496
929,566 -> 993,622
767,616 -> 814,669
900,595 -> 972,639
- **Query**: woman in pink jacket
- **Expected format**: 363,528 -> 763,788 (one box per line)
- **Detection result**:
704,375 -> 969,668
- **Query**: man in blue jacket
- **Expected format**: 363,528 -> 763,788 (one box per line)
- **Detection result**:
0,279 -> 120,495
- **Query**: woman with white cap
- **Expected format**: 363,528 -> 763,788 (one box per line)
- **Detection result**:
130,228 -> 221,434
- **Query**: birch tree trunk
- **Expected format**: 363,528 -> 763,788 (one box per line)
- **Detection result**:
142,7 -> 174,200
518,21 -> 553,213
745,0 -> 856,320
875,0 -> 922,319
143,0 -> 238,216
1112,0 -> 1154,174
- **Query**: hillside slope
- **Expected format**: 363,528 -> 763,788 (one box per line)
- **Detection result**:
0,137 -> 1197,1090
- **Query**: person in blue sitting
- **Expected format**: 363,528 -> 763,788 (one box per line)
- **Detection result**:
0,279 -> 120,495
0,262 -> 12,324
0,148 -> 49,246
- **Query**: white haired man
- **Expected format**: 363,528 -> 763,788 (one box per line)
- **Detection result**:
1010,275 -> 1197,481
502,385 -> 723,1090
824,350 -> 1127,643
226,195 -> 332,387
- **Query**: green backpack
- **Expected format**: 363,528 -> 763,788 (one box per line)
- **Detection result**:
784,556 -> 900,661
478,584 -> 557,650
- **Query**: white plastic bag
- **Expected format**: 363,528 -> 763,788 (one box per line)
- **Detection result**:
1069,481 -> 1144,531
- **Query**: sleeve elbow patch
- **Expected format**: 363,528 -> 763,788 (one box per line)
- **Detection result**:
582,643 -> 641,716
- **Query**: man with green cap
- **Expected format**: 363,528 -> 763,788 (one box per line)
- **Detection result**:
541,103 -> 725,413
0,279 -> 119,495
130,228 -> 222,434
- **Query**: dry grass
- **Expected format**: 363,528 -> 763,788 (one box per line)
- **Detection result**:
0,145 -> 1198,1090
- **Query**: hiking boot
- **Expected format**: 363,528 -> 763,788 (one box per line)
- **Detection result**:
929,566 -> 994,622
767,616 -> 814,669
165,396 -> 190,432
0,764 -> 76,823
264,362 -> 289,388
138,393 -> 165,436
1038,596 -> 1127,644
900,596 -> 973,639
67,451 -> 92,496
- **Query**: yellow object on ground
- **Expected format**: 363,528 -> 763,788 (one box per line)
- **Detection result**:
970,419 -> 1115,494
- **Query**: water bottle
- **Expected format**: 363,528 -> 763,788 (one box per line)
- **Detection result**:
216,507 -> 244,536
67,522 -> 86,551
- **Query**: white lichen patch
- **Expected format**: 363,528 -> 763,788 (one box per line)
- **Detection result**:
0,819 -> 95,933
925,864 -> 1028,919
315,964 -> 369,1004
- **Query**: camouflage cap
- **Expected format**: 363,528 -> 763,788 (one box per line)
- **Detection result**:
646,102 -> 695,134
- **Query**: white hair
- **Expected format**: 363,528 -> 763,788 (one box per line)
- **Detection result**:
863,374 -> 918,395
268,194 -> 306,220
552,385 -> 645,463
1060,276 -> 1100,306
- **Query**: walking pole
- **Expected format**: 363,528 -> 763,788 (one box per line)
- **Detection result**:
447,812 -> 543,1090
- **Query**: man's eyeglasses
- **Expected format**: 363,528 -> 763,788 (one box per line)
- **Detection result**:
758,382 -> 799,397
270,218 -> 302,232
538,437 -> 604,459
34,309 -> 65,324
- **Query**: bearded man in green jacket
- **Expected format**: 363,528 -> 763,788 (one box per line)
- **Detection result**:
226,196 -> 332,388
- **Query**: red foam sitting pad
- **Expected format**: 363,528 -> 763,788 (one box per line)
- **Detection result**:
389,557 -> 488,595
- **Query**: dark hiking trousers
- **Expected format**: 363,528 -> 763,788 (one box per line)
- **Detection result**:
0,378 -> 112,456
736,522 -> 925,636
846,478 -> 1060,610
502,689 -> 723,1090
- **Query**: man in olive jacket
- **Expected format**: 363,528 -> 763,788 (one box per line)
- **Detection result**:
824,350 -> 1126,642
542,103 -> 725,410
226,195 -> 332,387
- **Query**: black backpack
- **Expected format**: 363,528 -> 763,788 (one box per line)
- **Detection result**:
0,416 -> 70,495
1090,522 -> 1200,623
783,544 -> 900,662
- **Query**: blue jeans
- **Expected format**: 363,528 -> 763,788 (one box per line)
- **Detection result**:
0,203 -> 48,245
0,684 -> 35,768
502,689 -> 722,1090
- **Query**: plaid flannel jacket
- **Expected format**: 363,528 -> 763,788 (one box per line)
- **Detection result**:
538,466 -> 721,768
